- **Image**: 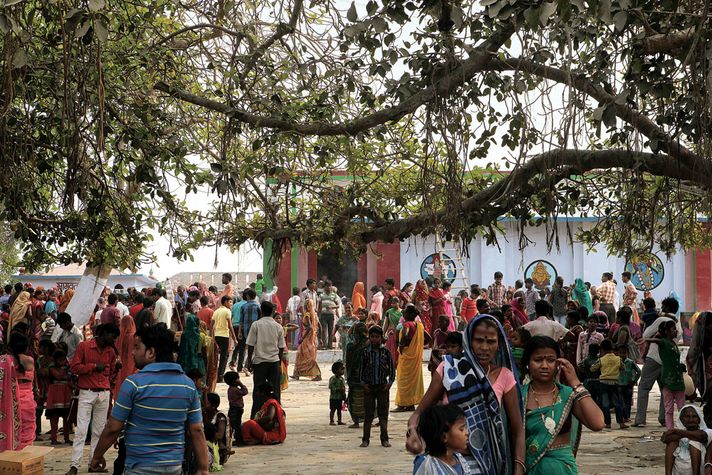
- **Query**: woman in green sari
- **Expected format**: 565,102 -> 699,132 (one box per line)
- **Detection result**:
178,313 -> 206,378
571,279 -> 593,316
522,336 -> 604,474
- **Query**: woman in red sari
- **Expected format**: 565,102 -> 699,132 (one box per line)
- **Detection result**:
428,278 -> 447,341
114,316 -> 136,399
414,280 -> 432,336
0,354 -> 20,451
510,295 -> 529,328
242,383 -> 286,445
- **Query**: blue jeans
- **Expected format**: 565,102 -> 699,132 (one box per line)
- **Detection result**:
124,466 -> 181,475
600,382 -> 624,425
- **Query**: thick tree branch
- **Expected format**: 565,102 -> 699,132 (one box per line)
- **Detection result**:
153,22 -> 515,136
253,149 -> 712,245
486,56 -> 700,167
639,27 -> 695,54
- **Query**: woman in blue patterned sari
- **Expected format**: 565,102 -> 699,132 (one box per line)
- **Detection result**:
406,315 -> 525,474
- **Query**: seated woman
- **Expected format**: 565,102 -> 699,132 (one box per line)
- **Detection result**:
241,383 -> 286,445
663,404 -> 712,475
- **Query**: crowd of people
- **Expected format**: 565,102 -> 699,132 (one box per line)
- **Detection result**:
0,268 -> 710,474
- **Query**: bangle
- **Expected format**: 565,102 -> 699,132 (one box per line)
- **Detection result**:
705,462 -> 712,468
514,459 -> 526,471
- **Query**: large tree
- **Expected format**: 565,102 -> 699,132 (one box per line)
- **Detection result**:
1,0 -> 711,270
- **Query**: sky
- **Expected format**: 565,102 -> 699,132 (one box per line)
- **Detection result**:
138,237 -> 263,281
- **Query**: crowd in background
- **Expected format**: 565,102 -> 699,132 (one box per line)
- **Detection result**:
0,267 -> 709,474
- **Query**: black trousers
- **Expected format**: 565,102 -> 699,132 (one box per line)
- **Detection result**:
363,384 -> 389,442
319,312 -> 335,349
230,327 -> 246,370
251,361 -> 281,418
215,336 -> 229,382
228,406 -> 244,444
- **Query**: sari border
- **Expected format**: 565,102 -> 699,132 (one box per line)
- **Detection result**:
525,383 -> 577,470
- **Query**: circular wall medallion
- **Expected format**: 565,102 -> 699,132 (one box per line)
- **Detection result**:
625,254 -> 665,291
420,253 -> 457,284
524,260 -> 558,290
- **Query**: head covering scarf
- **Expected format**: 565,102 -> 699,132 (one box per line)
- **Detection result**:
58,289 -> 74,314
179,314 -> 206,376
351,282 -> 367,316
415,280 -> 429,302
572,278 -> 593,314
9,291 -> 31,334
673,404 -> 712,469
114,316 -> 136,399
441,315 -> 522,475
345,322 -> 368,384
510,298 -> 529,328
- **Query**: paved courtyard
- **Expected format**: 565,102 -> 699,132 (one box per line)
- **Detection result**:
41,359 -> 667,474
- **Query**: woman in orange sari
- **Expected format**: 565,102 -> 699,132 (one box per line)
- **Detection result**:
242,383 -> 286,445
57,289 -> 74,314
351,282 -> 367,316
291,297 -> 322,381
114,316 -> 136,399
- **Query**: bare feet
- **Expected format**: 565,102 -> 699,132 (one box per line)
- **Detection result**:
330,421 -> 336,426
360,440 -> 369,447
381,440 -> 391,448
349,423 -> 360,429
619,423 -> 629,429
338,421 -> 346,425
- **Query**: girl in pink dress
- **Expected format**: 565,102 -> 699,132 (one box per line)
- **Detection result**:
10,333 -> 36,449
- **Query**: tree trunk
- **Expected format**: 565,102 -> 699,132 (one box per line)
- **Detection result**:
65,264 -> 113,327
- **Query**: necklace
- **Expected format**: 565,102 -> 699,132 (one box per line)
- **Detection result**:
530,384 -> 557,395
532,385 -> 559,436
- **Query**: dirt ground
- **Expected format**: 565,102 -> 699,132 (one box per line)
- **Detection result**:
39,361 -> 666,474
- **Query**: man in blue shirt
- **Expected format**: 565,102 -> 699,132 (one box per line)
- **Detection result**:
89,323 -> 208,475
239,288 -> 261,374
230,288 -> 248,371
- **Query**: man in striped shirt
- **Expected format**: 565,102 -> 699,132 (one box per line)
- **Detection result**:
359,326 -> 395,448
89,324 -> 209,475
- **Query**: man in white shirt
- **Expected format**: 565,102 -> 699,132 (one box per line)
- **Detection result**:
53,312 -> 84,360
523,300 -> 570,341
246,301 -> 285,418
153,288 -> 173,328
116,294 -> 130,318
634,296 -> 681,427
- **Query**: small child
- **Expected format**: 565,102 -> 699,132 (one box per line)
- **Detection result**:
187,367 -> 208,407
329,361 -> 347,426
413,404 -> 469,475
359,326 -> 395,448
223,371 -> 248,446
366,311 -> 380,328
652,320 -> 686,429
443,332 -> 463,357
617,344 -> 641,422
35,339 -> 55,440
578,342 -> 601,406
591,339 -> 627,429
510,327 -> 531,379
46,349 -> 72,444
204,422 -> 224,472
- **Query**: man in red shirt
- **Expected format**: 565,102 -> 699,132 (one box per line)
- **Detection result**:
197,296 -> 214,327
67,323 -> 119,475
129,293 -> 144,318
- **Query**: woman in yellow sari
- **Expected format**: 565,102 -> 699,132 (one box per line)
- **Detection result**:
291,297 -> 322,381
351,282 -> 367,316
394,304 -> 424,411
